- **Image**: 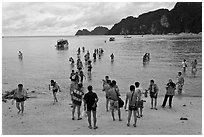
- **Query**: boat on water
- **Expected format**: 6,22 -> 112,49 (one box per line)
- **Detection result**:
109,37 -> 115,41
55,39 -> 69,50
124,35 -> 132,38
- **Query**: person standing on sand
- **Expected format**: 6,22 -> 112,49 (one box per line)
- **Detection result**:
71,83 -> 84,120
49,80 -> 61,104
124,85 -> 138,127
162,79 -> 176,108
11,84 -> 27,115
103,80 -> 111,112
176,72 -> 184,94
146,80 -> 159,110
135,82 -> 144,118
83,85 -> 99,129
107,82 -> 122,121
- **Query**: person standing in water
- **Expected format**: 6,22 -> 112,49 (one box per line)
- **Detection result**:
11,84 -> 27,115
182,59 -> 187,72
191,59 -> 198,72
110,53 -> 114,61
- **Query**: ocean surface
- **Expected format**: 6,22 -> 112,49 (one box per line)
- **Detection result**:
2,35 -> 202,97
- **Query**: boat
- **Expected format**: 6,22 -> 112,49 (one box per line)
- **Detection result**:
109,37 -> 115,41
124,35 -> 131,38
55,39 -> 69,50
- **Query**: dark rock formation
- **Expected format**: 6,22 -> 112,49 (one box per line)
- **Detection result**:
107,2 -> 201,35
75,26 -> 109,35
75,29 -> 91,35
75,2 -> 202,35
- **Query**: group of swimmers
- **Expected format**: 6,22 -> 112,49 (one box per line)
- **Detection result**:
182,59 -> 198,74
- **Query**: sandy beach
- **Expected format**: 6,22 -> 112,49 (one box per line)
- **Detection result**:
2,88 -> 202,135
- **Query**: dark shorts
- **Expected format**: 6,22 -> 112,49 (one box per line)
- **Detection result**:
53,89 -> 58,94
87,105 -> 97,111
137,100 -> 144,108
16,98 -> 26,102
129,105 -> 138,111
150,93 -> 157,98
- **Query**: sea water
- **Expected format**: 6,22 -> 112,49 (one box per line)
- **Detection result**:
2,35 -> 202,97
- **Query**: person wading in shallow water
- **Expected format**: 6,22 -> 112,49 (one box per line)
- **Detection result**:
11,84 -> 27,115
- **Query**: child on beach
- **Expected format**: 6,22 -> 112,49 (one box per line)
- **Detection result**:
146,80 -> 159,110
71,83 -> 84,120
124,85 -> 138,127
83,85 -> 99,129
176,72 -> 184,94
49,80 -> 61,104
11,84 -> 27,115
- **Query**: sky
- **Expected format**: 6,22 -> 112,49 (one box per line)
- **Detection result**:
2,2 -> 176,36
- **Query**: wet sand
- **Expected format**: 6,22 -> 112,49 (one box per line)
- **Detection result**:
2,88 -> 202,135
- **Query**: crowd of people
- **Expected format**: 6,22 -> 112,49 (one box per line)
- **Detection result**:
11,46 -> 198,129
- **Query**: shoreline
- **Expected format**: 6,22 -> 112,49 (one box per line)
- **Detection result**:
2,88 -> 202,135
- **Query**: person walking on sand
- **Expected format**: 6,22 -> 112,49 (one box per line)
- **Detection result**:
162,79 -> 176,108
11,84 -> 27,115
176,72 -> 184,94
146,80 -> 159,110
83,85 -> 99,129
124,85 -> 138,127
49,80 -> 61,104
107,82 -> 122,121
71,83 -> 84,120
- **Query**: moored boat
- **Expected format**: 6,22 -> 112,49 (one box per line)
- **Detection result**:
55,39 -> 69,50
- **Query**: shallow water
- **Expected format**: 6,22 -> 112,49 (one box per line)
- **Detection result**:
2,35 -> 202,97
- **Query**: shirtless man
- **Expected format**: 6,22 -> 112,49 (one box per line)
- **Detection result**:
11,84 -> 27,115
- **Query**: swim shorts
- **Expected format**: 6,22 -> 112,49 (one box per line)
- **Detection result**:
109,100 -> 119,110
16,97 -> 26,102
129,105 -> 138,111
